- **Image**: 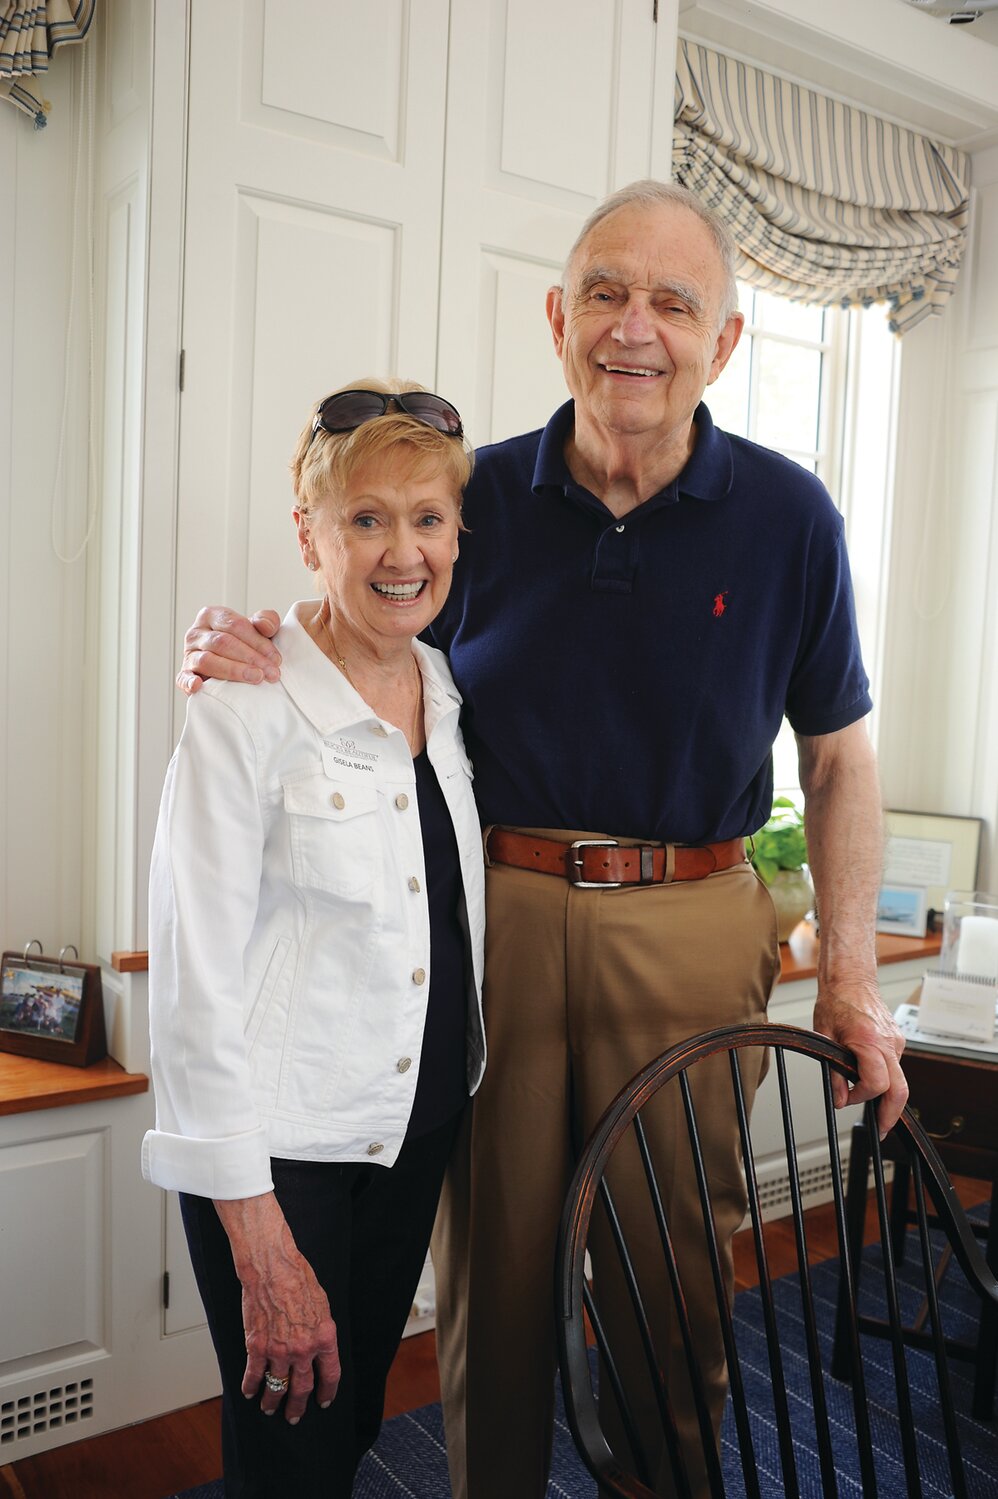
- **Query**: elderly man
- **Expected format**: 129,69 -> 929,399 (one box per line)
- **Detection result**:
179,180 -> 906,1498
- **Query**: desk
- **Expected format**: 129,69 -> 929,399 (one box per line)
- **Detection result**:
844,1041 -> 998,1420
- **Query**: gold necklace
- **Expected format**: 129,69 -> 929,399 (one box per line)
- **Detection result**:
324,618 -> 350,679
325,620 -> 423,749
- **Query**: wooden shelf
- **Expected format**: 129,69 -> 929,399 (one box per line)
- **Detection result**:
0,1052 -> 148,1116
110,950 -> 149,972
780,921 -> 942,985
0,929 -> 938,1115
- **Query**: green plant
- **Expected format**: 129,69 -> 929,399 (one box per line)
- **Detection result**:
748,796 -> 808,885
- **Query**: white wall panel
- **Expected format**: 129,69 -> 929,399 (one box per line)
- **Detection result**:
498,0 -> 619,195
105,0 -> 140,130
966,183 -> 998,350
240,197 -> 400,609
258,0 -> 405,154
0,52 -> 88,963
0,1131 -> 106,1366
934,389 -> 996,813
95,187 -> 145,963
480,252 -> 570,444
438,0 -> 676,446
177,0 -> 449,667
876,184 -> 998,892
163,1190 -> 207,1337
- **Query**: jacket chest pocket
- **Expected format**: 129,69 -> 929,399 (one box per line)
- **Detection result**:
283,777 -> 379,897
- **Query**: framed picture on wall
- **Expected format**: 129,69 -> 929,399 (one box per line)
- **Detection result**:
0,950 -> 106,1066
883,811 -> 983,923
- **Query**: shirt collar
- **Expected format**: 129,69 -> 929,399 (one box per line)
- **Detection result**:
531,398 -> 734,506
277,601 -> 462,741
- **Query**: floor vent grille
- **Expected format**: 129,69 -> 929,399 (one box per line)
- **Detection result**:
0,1378 -> 94,1446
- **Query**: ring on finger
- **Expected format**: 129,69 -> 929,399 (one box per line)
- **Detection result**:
264,1371 -> 290,1394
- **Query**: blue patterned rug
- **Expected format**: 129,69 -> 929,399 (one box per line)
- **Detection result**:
168,1223 -> 997,1498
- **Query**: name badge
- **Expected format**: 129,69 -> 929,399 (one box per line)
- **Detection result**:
322,738 -> 379,777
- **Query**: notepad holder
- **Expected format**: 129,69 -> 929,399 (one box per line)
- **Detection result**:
916,970 -> 997,1044
916,890 -> 998,1044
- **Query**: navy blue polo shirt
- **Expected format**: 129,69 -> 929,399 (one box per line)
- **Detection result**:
428,399 -> 871,844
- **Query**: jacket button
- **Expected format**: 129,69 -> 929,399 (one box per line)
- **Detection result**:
397,1057 -> 412,1073
371,724 -> 388,738
367,1142 -> 384,1155
330,791 -> 345,809
412,968 -> 426,985
408,876 -> 421,893
395,793 -> 409,811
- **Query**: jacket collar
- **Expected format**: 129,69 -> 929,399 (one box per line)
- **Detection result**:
277,601 -> 462,742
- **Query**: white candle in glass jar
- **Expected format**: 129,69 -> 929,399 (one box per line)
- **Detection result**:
956,915 -> 998,981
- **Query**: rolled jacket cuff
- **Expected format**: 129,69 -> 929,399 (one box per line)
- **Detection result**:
141,1125 -> 274,1200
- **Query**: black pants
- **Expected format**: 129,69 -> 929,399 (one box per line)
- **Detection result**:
181,1113 -> 460,1498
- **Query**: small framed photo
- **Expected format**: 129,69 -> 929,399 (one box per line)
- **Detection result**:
875,884 -> 929,938
0,951 -> 106,1066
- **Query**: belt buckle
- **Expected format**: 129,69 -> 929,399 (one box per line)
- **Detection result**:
569,839 -> 620,889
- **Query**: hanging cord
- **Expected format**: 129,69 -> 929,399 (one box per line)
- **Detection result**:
50,39 -> 98,564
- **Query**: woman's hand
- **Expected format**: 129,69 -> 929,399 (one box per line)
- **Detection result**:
214,1193 -> 341,1424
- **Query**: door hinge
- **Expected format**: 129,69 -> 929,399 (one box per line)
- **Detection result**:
179,349 -> 186,392
163,1270 -> 171,1310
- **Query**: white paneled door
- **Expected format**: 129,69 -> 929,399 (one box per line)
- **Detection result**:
177,0 -> 679,642
438,0 -> 677,446
177,0 -> 451,644
172,0 -> 452,1334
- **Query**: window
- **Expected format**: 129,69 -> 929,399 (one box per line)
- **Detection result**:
708,285 -> 900,807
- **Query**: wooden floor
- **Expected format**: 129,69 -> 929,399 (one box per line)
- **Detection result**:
1,1178 -> 988,1499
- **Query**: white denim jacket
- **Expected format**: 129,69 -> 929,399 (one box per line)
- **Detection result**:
141,602 -> 486,1200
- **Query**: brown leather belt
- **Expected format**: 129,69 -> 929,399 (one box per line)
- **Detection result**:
483,828 -> 747,888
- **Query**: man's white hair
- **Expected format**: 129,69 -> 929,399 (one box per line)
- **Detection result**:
560,179 -> 740,329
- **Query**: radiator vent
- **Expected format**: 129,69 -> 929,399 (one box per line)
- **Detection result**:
0,1378 -> 94,1446
754,1154 -> 893,1222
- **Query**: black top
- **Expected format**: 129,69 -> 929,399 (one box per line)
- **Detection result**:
406,749 -> 469,1137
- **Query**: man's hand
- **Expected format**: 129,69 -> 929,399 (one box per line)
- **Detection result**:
812,978 -> 908,1136
178,607 -> 283,696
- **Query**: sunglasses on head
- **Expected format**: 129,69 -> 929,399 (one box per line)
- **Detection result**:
308,389 -> 464,447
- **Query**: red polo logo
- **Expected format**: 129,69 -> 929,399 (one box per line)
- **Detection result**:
713,591 -> 728,617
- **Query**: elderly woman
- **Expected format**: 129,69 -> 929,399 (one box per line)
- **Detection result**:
141,381 -> 485,1498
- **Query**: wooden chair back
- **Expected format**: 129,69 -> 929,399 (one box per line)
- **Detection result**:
556,1023 -> 998,1499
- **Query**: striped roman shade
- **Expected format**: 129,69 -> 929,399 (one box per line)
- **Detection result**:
673,39 -> 970,335
0,0 -> 95,126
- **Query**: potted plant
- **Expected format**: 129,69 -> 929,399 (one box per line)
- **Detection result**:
749,796 -> 813,941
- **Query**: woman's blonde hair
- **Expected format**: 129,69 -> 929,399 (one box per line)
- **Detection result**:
290,377 -> 473,517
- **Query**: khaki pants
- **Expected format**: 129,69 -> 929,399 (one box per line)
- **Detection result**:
432,831 -> 780,1499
